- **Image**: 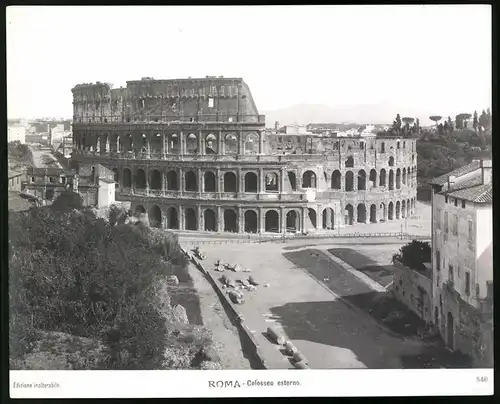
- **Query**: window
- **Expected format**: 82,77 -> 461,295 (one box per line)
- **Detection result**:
397,142 -> 400,149
444,211 -> 449,233
436,209 -> 441,229
468,219 -> 474,242
360,142 -> 364,149
403,141 -> 406,149
61,177 -> 66,184
465,272 -> 471,296
436,250 -> 441,271
445,196 -> 448,203
448,264 -> 454,285
454,198 -> 458,207
208,98 -> 214,108
49,177 -> 54,183
31,176 -> 35,183
452,214 -> 458,236
461,200 -> 466,208
436,274 -> 440,287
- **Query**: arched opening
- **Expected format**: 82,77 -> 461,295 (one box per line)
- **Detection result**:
169,133 -> 179,153
447,312 -> 454,350
244,210 -> 258,233
435,307 -> 439,327
150,133 -> 162,156
288,171 -> 297,191
125,134 -> 133,152
265,172 -> 279,191
186,133 -> 198,154
412,153 -> 415,164
369,169 -> 377,188
380,142 -> 385,153
123,168 -> 132,188
135,204 -> 146,215
407,199 -> 411,217
380,203 -> 387,222
224,172 -> 237,192
224,209 -> 238,232
225,133 -> 238,154
402,200 -> 406,218
370,204 -> 377,223
149,205 -> 162,228
245,133 -> 259,154
396,201 -> 401,219
204,171 -> 216,192
302,170 -> 317,188
345,156 -> 354,168
265,210 -> 279,233
185,208 -> 197,230
166,170 -> 178,191
345,171 -> 354,192
389,170 -> 394,190
150,170 -> 162,190
204,209 -> 216,231
185,171 -> 198,192
357,204 -> 366,223
408,167 -> 412,187
307,208 -> 317,229
389,156 -> 394,166
388,202 -> 394,220
357,170 -> 366,190
286,211 -> 298,232
244,172 -> 258,193
331,170 -> 341,189
113,168 -> 119,184
396,168 -> 401,189
379,169 -> 386,187
402,168 -> 407,185
135,169 -> 146,189
205,133 -> 217,154
322,208 -> 334,230
345,204 -> 354,225
167,207 -> 178,229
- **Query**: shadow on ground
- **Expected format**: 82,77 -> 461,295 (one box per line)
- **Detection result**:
270,300 -> 474,369
328,248 -> 394,287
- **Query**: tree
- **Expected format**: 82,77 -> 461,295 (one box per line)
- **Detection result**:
473,111 -> 478,132
486,108 -> 492,130
50,189 -> 83,212
443,121 -> 449,133
429,115 -> 442,131
461,113 -> 472,129
392,114 -> 402,134
478,109 -> 488,132
447,116 -> 453,132
401,117 -> 415,134
437,123 -> 444,135
455,114 -> 464,130
392,240 -> 432,271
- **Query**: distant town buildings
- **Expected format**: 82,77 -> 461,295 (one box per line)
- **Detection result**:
430,159 -> 493,367
8,123 -> 28,144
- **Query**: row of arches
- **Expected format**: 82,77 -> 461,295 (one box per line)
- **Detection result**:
112,167 -> 417,193
73,131 -> 264,156
134,198 -> 416,234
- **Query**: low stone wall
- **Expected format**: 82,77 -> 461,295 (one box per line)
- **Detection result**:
392,260 -> 432,324
181,248 -> 268,370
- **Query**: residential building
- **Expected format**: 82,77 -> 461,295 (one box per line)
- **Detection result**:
429,159 -> 493,367
8,124 -> 28,144
8,170 -> 25,192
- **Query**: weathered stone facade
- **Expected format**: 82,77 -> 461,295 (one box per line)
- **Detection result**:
71,77 -> 417,234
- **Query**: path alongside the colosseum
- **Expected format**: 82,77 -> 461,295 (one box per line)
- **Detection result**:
189,242 -> 437,369
187,259 -> 252,369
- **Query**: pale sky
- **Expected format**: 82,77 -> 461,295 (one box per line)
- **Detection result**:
7,5 -> 492,123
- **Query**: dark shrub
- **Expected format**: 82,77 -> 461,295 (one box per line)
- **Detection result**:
392,240 -> 431,271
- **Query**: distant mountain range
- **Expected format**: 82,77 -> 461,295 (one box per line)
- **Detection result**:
261,103 -> 442,128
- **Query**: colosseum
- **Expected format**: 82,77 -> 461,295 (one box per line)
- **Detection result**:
71,77 -> 417,234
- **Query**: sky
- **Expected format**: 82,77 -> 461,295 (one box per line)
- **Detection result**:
6,5 -> 492,124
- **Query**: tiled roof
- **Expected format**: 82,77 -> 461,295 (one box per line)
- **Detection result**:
444,182 -> 493,203
8,170 -> 24,178
429,160 -> 481,185
8,191 -> 35,212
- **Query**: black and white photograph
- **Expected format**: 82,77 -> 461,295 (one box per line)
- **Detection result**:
5,4 -> 493,398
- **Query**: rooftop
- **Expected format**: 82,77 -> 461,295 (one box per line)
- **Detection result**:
440,181 -> 493,204
8,170 -> 24,178
8,191 -> 35,212
429,160 -> 481,186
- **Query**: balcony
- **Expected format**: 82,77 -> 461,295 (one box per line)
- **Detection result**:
73,114 -> 266,125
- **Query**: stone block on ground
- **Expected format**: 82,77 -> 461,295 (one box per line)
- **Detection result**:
292,351 -> 308,364
172,304 -> 189,324
248,276 -> 259,286
167,276 -> 179,286
284,341 -> 299,355
228,290 -> 244,304
266,326 -> 285,345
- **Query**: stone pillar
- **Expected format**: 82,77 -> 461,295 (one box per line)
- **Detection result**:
301,207 -> 307,233
179,168 -> 184,196
216,168 -> 221,193
259,208 -> 265,233
352,206 -> 358,224
238,206 -> 244,233
197,168 -> 203,195
179,205 -> 185,230
353,171 -> 358,191
179,131 -> 185,156
238,130 -> 244,155
216,206 -> 224,232
280,168 -> 286,193
161,171 -> 166,194
198,130 -> 203,155
259,168 -> 265,193
161,133 -> 166,158
259,130 -> 264,154
280,206 -> 286,234
218,130 -> 224,155
197,205 -> 202,230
